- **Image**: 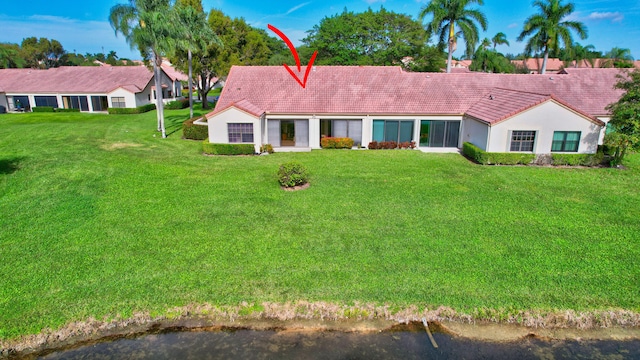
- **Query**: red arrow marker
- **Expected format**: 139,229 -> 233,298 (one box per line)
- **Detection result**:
268,24 -> 318,89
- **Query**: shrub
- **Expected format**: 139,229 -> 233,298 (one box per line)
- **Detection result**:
277,162 -> 309,188
165,99 -> 189,110
551,152 -> 605,166
108,103 -> 156,114
321,137 -> 354,149
54,108 -> 80,113
183,116 -> 208,140
260,144 -> 274,154
463,142 -> 535,165
367,141 -> 415,150
368,141 -> 379,150
202,140 -> 255,155
32,106 -> 55,113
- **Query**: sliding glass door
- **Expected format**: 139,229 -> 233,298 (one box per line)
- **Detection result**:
419,120 -> 460,148
268,119 -> 309,147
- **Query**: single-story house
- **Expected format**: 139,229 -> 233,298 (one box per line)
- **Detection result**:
204,66 -> 624,155
0,65 -> 182,112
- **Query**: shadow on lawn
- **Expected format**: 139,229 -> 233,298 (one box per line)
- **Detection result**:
165,114 -> 188,138
0,157 -> 23,175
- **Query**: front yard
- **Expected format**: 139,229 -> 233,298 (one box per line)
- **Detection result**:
0,108 -> 639,340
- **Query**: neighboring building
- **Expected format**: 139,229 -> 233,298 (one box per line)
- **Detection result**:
204,66 -> 624,155
0,65 -> 182,113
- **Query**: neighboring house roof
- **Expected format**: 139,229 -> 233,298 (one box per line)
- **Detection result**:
161,60 -> 189,82
466,88 -> 603,126
511,58 -> 566,73
208,66 -> 624,119
0,66 -> 157,94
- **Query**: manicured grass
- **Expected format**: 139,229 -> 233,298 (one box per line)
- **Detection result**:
0,108 -> 639,340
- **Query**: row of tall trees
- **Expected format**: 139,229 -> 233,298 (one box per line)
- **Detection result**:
0,38 -> 135,69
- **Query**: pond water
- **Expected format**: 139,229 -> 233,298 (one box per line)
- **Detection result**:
39,325 -> 640,360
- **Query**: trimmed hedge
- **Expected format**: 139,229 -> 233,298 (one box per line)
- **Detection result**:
202,140 -> 255,155
277,162 -> 309,187
166,99 -> 189,110
463,142 -> 535,165
33,107 -> 82,113
108,103 -> 156,114
368,141 -> 416,150
32,106 -> 55,113
551,153 -> 604,166
183,116 -> 208,140
321,137 -> 354,149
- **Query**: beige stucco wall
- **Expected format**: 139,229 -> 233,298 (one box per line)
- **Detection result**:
487,101 -> 602,154
0,93 -> 7,110
463,117 -> 490,150
108,88 -> 138,109
208,108 -> 262,153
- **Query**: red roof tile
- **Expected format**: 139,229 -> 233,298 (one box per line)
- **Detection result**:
209,66 -> 625,119
466,88 -> 602,125
0,66 -> 155,94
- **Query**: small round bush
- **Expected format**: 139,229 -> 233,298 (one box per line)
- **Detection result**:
278,162 -> 309,187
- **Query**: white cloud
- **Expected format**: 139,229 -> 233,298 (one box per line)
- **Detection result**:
365,0 -> 386,4
507,23 -> 519,29
285,2 -> 311,16
587,11 -> 624,23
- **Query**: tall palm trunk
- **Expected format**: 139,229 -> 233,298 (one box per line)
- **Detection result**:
188,49 -> 194,119
152,52 -> 166,138
540,46 -> 549,74
446,22 -> 455,73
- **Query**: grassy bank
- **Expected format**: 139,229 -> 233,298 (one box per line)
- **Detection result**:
0,108 -> 639,340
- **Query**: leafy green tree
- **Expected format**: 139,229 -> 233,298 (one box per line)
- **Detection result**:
470,40 -> 514,73
491,32 -> 509,49
303,7 -> 429,67
605,69 -> 640,165
562,42 -> 596,68
0,43 -> 26,68
419,0 -> 488,73
517,0 -> 587,74
174,0 -> 218,118
603,47 -> 634,68
20,37 -> 67,69
110,0 -> 180,138
106,51 -> 119,65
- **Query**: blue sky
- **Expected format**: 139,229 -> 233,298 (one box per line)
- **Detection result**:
0,0 -> 638,61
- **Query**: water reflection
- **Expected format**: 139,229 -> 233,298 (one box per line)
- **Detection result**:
41,328 -> 640,360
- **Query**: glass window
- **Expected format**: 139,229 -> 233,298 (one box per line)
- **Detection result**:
372,120 -> 385,142
228,123 -> 254,143
552,131 -> 581,152
91,96 -> 108,111
111,97 -> 126,108
34,96 -> 58,108
374,120 -> 414,143
510,131 -> 536,152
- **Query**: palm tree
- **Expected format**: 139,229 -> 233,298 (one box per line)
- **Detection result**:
419,0 -> 488,73
110,0 -> 179,138
569,43 -> 595,68
517,0 -> 587,74
491,32 -> 509,49
174,1 -> 218,119
603,47 -> 634,68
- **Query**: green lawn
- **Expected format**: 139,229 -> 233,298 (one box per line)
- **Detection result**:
1,108 -> 639,340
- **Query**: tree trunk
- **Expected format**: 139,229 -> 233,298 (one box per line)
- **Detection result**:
152,52 -> 166,138
200,73 -> 209,109
446,22 -> 455,73
188,49 -> 194,119
540,47 -> 549,74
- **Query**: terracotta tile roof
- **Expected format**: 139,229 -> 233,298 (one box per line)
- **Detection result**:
211,99 -> 264,117
466,88 -> 603,126
0,66 -> 155,94
161,61 -> 189,82
208,66 -> 624,120
511,58 -> 566,73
